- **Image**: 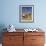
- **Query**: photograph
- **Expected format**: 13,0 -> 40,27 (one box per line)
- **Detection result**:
19,5 -> 34,23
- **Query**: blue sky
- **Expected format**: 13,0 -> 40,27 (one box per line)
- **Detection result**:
22,7 -> 32,13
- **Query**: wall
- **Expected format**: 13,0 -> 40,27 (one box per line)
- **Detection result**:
0,0 -> 46,44
0,0 -> 46,29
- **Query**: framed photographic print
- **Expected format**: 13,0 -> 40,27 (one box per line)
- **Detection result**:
19,5 -> 34,23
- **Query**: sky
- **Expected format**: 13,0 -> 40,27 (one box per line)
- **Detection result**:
22,7 -> 32,13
